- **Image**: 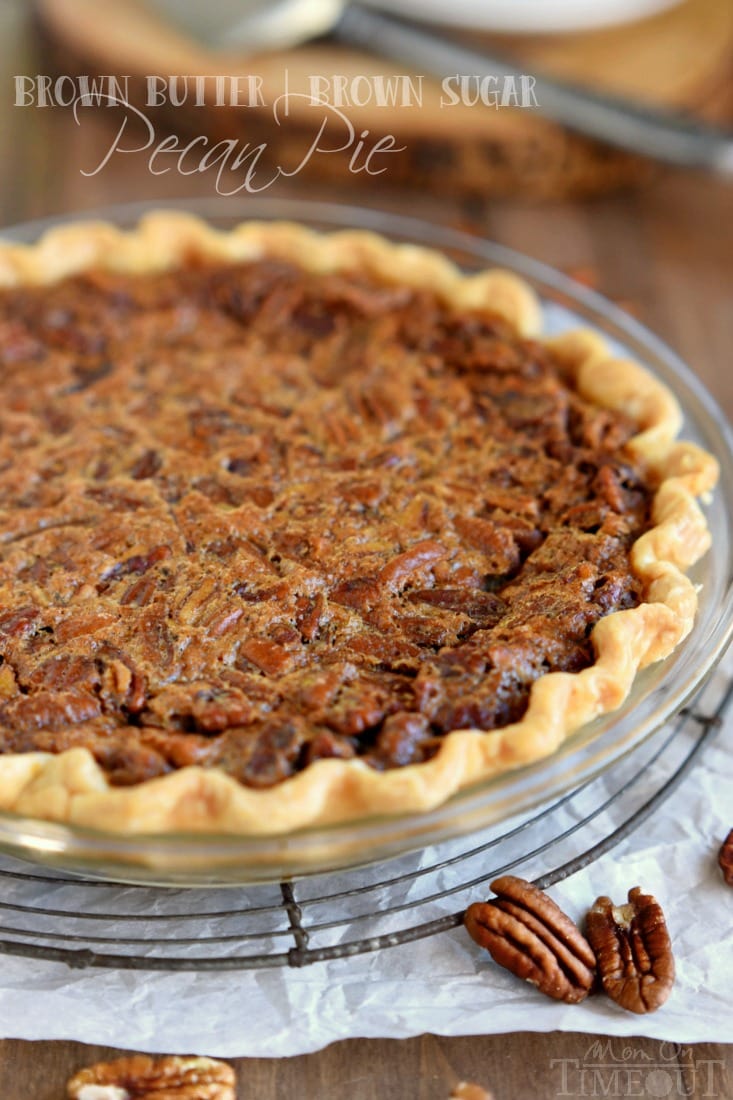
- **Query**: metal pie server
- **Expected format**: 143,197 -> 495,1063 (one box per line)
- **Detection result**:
152,0 -> 733,174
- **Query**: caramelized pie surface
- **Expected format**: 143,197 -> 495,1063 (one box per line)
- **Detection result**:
0,259 -> 652,790
0,215 -> 715,834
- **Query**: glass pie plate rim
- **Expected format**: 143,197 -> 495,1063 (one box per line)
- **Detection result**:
0,196 -> 731,885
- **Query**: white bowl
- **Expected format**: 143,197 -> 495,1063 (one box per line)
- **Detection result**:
367,0 -> 682,34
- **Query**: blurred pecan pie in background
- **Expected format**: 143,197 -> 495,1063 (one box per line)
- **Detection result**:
0,214 -> 718,833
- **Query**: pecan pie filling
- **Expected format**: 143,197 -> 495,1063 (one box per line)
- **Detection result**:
0,259 -> 653,790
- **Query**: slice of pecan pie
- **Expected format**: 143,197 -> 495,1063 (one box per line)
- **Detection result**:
0,214 -> 717,833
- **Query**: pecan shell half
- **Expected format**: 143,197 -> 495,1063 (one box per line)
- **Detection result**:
718,828 -> 733,886
66,1054 -> 236,1100
464,875 -> 596,1003
586,886 -> 675,1014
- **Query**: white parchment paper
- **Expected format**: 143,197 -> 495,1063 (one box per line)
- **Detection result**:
0,661 -> 730,1056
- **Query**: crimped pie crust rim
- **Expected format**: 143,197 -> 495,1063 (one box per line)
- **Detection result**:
0,212 -> 719,834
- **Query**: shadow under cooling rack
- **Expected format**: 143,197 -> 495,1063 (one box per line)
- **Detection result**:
0,669 -> 729,972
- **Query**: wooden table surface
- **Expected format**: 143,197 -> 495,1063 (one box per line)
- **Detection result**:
0,3 -> 731,1097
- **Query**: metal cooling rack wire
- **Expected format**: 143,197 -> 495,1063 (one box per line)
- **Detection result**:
0,668 -> 728,972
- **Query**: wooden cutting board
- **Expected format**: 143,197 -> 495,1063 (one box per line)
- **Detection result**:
35,0 -> 733,197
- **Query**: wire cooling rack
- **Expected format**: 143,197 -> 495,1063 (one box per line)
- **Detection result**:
0,667 -> 729,973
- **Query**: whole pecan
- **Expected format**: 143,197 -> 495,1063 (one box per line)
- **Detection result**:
66,1054 -> 236,1099
718,828 -> 733,886
464,875 -> 596,1003
586,887 -> 675,1014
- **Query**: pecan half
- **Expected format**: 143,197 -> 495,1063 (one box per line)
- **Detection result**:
718,829 -> 733,886
586,887 -> 675,1014
450,1084 -> 495,1100
66,1054 -> 236,1099
464,875 -> 596,1003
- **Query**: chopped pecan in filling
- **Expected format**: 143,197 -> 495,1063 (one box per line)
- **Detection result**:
0,260 -> 651,787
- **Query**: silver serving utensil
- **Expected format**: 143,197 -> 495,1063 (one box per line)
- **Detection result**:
150,0 -> 733,174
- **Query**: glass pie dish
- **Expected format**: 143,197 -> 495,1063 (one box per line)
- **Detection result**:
0,196 -> 731,886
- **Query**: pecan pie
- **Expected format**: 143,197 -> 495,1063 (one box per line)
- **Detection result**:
0,214 -> 717,833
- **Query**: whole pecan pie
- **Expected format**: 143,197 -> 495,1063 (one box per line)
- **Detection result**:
0,214 -> 717,833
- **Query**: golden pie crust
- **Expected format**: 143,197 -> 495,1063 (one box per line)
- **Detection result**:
0,213 -> 718,834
